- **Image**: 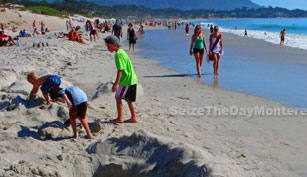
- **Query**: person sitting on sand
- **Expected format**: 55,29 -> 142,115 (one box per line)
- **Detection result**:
19,29 -> 26,37
1,23 -> 4,31
104,35 -> 138,124
68,27 -> 85,44
27,72 -> 61,105
0,31 -> 15,47
49,86 -> 93,139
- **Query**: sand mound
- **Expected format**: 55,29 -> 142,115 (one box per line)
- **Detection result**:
87,130 -> 211,177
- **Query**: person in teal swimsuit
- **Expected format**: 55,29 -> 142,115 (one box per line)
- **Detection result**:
189,25 -> 208,77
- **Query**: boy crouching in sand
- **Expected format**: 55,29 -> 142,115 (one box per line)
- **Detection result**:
27,72 -> 61,105
49,86 -> 93,139
104,35 -> 138,123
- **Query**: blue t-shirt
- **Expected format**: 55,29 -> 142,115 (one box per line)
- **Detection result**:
59,86 -> 88,106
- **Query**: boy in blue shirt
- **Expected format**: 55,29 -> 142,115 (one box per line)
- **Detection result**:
49,86 -> 93,139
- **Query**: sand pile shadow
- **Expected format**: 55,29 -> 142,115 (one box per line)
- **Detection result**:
0,95 -> 44,111
87,130 -> 211,177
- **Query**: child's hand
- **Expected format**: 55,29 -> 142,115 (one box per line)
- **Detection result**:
67,102 -> 72,111
112,84 -> 118,92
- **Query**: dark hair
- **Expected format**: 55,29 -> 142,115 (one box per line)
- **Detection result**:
49,87 -> 63,101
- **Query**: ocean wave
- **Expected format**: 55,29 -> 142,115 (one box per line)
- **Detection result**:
258,24 -> 307,30
220,27 -> 307,50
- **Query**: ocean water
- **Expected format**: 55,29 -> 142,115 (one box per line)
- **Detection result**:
193,18 -> 307,50
133,24 -> 307,109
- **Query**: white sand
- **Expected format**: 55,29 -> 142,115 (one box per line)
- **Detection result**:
0,9 -> 307,177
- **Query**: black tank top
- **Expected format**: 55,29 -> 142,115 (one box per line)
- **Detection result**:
129,29 -> 136,39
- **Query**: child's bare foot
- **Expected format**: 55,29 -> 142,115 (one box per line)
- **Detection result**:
124,118 -> 137,123
215,72 -> 220,75
110,118 -> 123,124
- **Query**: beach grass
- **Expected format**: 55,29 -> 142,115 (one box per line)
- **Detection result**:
19,6 -> 67,17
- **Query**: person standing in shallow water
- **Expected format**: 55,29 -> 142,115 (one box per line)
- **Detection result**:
189,25 -> 208,77
185,24 -> 190,35
280,29 -> 286,45
209,26 -> 223,75
127,23 -> 137,52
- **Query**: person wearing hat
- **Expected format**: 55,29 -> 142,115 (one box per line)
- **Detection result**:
104,35 -> 138,124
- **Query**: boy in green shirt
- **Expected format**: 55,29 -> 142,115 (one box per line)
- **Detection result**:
104,35 -> 138,123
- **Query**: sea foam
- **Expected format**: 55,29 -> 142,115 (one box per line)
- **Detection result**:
219,27 -> 307,50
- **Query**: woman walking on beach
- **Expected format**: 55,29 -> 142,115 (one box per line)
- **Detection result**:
189,25 -> 208,77
209,26 -> 223,75
127,23 -> 137,52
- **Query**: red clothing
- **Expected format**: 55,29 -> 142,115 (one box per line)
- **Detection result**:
0,34 -> 8,41
68,31 -> 74,41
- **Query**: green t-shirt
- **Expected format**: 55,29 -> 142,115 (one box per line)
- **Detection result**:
115,49 -> 138,86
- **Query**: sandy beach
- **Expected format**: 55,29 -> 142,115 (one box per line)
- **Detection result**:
1,9 -> 307,177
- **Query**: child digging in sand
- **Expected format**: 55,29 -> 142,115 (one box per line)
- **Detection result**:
104,35 -> 138,123
49,86 -> 93,139
27,72 -> 61,105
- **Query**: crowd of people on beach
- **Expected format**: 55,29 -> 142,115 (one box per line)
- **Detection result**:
1,10 -> 290,139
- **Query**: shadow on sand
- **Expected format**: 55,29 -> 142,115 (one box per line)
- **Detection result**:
144,73 -> 213,78
17,121 -> 71,141
0,96 -> 45,111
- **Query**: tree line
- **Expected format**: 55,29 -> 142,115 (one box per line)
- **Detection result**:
2,0 -> 307,19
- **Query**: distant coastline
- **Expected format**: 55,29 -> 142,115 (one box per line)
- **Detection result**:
9,1 -> 307,20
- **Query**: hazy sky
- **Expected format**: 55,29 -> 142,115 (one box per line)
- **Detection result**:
252,0 -> 307,10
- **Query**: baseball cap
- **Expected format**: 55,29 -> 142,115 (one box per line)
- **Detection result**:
104,35 -> 121,47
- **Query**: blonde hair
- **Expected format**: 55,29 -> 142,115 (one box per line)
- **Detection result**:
27,72 -> 38,81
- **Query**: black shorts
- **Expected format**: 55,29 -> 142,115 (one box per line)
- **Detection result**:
69,102 -> 87,119
90,29 -> 96,35
129,37 -> 136,44
193,48 -> 204,55
115,84 -> 137,102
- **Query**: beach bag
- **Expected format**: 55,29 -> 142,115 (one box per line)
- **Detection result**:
209,34 -> 221,61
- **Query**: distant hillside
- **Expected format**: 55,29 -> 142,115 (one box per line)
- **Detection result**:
86,0 -> 260,10
36,0 -> 260,11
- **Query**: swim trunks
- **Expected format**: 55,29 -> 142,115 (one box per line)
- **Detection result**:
115,84 -> 137,102
90,29 -> 96,35
69,101 -> 87,119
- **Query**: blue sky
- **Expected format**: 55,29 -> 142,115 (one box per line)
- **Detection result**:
252,0 -> 307,10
